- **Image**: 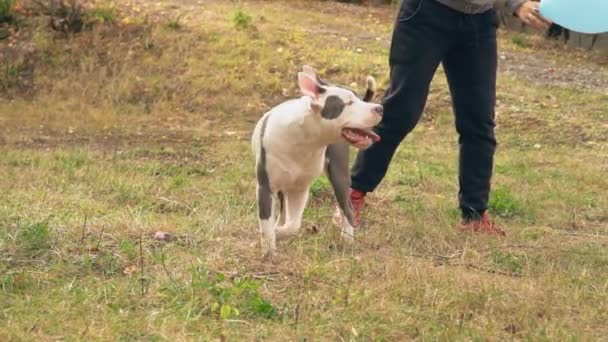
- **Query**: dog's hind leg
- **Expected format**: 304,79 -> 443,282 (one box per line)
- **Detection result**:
276,189 -> 309,240
326,143 -> 355,241
257,183 -> 275,259
256,144 -> 275,259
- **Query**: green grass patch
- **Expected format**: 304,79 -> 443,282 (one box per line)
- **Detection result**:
17,221 -> 51,251
163,266 -> 278,321
90,1 -> 117,24
489,187 -> 527,219
491,250 -> 523,275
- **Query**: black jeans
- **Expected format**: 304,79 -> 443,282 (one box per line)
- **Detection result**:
351,0 -> 499,220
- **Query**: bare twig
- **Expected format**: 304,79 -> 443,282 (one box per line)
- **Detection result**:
463,263 -> 522,278
95,224 -> 105,250
139,234 -> 146,296
157,196 -> 195,214
224,320 -> 251,325
222,270 -> 285,281
559,231 -> 608,239
293,291 -> 303,328
80,214 -> 88,244
159,247 -> 178,286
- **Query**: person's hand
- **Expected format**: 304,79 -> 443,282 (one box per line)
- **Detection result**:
516,1 -> 552,30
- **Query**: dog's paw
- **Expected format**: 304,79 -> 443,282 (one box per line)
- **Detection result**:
332,206 -> 343,227
341,224 -> 354,242
260,237 -> 276,260
262,250 -> 274,262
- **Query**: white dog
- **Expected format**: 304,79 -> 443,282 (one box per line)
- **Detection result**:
251,66 -> 383,259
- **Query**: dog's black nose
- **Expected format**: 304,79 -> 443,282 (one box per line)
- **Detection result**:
374,105 -> 383,117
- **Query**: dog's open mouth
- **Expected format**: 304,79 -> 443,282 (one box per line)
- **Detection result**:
342,127 -> 380,149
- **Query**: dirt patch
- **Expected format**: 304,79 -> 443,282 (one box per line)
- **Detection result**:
0,127 -> 228,160
498,50 -> 608,92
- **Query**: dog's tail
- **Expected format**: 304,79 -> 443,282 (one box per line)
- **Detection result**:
362,76 -> 376,102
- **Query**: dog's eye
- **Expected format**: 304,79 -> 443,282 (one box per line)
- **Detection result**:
345,100 -> 354,106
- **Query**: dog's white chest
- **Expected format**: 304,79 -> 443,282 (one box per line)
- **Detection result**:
266,150 -> 325,191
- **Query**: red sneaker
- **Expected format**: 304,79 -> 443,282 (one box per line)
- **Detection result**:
349,188 -> 366,227
458,212 -> 506,237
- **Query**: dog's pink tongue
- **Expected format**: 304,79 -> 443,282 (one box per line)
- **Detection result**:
368,130 -> 380,142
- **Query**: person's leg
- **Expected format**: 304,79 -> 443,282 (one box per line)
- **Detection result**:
351,0 -> 451,194
442,10 -> 499,221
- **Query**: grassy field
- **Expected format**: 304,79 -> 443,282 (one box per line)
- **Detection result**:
1,0 -> 607,340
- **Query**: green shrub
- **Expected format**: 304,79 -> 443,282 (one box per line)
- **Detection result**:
0,0 -> 16,23
18,221 -> 51,251
232,10 -> 251,29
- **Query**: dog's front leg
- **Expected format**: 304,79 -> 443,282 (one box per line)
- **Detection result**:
276,189 -> 309,240
326,143 -> 355,242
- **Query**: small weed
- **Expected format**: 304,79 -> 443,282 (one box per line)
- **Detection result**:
182,266 -> 278,320
491,250 -> 523,274
1,62 -> 21,91
247,295 -> 277,318
0,0 -> 15,23
170,174 -> 190,189
165,15 -> 182,30
94,252 -> 122,276
120,239 -> 138,260
521,227 -> 544,241
232,10 -> 251,29
90,1 -> 117,24
48,0 -> 85,33
0,272 -> 33,294
393,194 -> 407,203
17,221 -> 51,251
54,151 -> 89,173
512,34 -> 529,48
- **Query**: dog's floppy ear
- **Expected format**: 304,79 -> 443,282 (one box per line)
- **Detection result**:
303,65 -> 329,86
302,65 -> 317,78
298,72 -> 326,99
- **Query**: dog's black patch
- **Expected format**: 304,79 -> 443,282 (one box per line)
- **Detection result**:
325,143 -> 354,226
321,95 -> 345,119
277,191 -> 285,216
257,114 -> 272,220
